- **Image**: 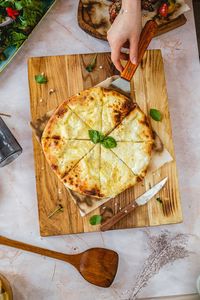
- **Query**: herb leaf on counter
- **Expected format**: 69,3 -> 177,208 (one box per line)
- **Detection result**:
150,108 -> 162,121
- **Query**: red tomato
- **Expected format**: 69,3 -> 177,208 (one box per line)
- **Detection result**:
6,7 -> 19,20
158,3 -> 169,17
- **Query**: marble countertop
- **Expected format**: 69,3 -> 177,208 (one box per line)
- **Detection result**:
0,1 -> 200,299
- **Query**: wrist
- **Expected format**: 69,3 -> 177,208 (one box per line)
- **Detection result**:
122,0 -> 141,11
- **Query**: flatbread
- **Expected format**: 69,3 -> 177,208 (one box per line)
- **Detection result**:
42,101 -> 91,140
111,142 -> 153,178
41,87 -> 154,199
63,144 -> 102,198
67,87 -> 104,131
111,106 -> 153,142
42,138 -> 94,178
100,146 -> 138,198
102,89 -> 135,135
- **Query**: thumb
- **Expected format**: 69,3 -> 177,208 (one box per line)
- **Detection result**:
129,38 -> 139,65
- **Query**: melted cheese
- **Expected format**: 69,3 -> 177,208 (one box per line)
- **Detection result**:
112,142 -> 152,177
42,139 -> 94,177
101,91 -> 133,135
63,145 -> 101,197
67,87 -> 103,131
111,108 -> 153,142
100,146 -> 137,197
43,109 -> 91,140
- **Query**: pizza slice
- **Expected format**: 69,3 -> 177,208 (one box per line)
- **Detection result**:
110,106 -> 153,142
42,138 -> 94,178
67,87 -> 104,132
101,88 -> 135,135
111,141 -> 153,178
42,101 -> 91,140
100,146 -> 138,198
63,144 -> 101,198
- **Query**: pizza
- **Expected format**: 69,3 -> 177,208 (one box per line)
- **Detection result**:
42,87 -> 153,198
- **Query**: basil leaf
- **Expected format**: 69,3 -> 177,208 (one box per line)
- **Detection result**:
102,136 -> 117,149
89,130 -> 104,144
89,215 -> 102,225
150,108 -> 162,122
35,74 -> 48,84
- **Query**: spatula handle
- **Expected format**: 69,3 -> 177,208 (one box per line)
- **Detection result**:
101,202 -> 139,232
0,235 -> 80,267
121,20 -> 158,81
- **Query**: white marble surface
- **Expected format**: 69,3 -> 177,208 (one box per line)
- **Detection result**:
0,1 -> 200,299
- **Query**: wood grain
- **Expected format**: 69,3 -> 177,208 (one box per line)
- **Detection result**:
77,1 -> 187,41
28,50 -> 182,236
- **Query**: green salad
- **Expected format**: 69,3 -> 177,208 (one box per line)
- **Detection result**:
0,0 -> 49,61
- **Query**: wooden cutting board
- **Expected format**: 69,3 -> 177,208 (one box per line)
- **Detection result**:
28,50 -> 182,236
78,0 -> 187,41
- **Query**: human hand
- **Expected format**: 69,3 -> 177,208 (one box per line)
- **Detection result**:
107,1 -> 142,72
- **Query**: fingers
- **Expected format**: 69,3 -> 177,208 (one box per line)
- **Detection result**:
129,37 -> 139,65
110,44 -> 124,72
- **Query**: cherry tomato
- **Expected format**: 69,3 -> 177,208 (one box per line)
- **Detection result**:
158,3 -> 169,17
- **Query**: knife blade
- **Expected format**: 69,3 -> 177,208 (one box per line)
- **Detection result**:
110,20 -> 158,96
101,177 -> 168,231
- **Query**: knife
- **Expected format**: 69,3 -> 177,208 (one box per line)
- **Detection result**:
101,177 -> 168,231
110,20 -> 158,95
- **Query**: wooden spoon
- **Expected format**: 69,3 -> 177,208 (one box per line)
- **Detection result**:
0,236 -> 119,288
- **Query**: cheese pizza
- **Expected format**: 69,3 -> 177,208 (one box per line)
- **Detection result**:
42,87 -> 154,198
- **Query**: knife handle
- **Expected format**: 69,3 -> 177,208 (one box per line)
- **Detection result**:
121,20 -> 158,82
100,202 -> 139,232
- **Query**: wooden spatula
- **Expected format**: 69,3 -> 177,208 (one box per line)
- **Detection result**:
0,236 -> 119,288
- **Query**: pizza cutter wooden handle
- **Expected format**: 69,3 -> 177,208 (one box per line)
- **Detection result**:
121,20 -> 158,82
101,202 -> 139,232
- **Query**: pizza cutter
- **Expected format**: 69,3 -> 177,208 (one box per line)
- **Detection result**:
110,20 -> 158,95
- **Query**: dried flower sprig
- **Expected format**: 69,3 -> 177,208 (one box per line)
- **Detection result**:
128,230 -> 191,300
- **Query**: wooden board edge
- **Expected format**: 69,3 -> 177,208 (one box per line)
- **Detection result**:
155,14 -> 187,37
77,1 -> 187,41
